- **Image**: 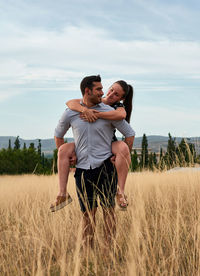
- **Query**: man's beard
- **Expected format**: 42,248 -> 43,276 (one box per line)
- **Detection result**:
91,96 -> 102,105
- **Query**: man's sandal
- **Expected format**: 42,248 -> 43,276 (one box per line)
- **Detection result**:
116,193 -> 128,210
50,194 -> 72,212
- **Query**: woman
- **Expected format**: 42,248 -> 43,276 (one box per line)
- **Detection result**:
50,80 -> 134,212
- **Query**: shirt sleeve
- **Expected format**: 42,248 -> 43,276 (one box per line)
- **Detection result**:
111,119 -> 135,138
111,102 -> 125,110
54,109 -> 71,138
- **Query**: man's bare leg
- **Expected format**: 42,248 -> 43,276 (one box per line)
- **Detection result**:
82,209 -> 97,251
102,207 -> 116,251
112,141 -> 131,195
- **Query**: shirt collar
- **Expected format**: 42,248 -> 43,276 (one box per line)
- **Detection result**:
80,99 -> 101,108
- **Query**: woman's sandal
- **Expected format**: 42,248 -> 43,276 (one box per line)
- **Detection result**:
50,194 -> 73,212
116,193 -> 128,210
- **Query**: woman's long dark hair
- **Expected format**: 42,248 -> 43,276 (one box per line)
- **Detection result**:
116,80 -> 133,123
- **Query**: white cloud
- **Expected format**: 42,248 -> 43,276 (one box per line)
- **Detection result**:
1,24 -> 200,104
1,24 -> 200,76
0,1 -> 200,138
132,105 -> 200,137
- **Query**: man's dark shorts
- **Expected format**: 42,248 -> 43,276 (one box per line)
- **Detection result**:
74,157 -> 117,212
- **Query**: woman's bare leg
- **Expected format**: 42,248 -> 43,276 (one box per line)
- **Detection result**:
50,143 -> 76,211
112,141 -> 131,203
57,142 -> 76,196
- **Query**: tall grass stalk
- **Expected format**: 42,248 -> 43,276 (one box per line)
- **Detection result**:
0,171 -> 200,275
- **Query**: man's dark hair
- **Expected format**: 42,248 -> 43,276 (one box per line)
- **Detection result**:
80,75 -> 101,95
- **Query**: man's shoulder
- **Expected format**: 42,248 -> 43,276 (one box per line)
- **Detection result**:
59,108 -> 79,121
98,103 -> 114,111
63,108 -> 79,115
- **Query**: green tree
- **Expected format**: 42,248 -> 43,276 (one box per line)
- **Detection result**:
158,147 -> 165,170
41,152 -> 45,168
53,148 -> 58,174
37,139 -> 42,157
8,139 -> 12,150
189,142 -> 196,163
141,134 -> 149,168
153,152 -> 157,166
0,140 -> 53,175
149,153 -> 154,171
178,138 -> 188,166
167,133 -> 177,167
160,148 -> 163,159
178,138 -> 196,166
29,143 -> 35,150
14,136 -> 20,150
131,149 -> 138,171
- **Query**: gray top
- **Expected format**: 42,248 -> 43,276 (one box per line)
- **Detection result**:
54,103 -> 135,169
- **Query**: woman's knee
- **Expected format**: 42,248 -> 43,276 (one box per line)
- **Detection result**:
112,141 -> 129,156
58,143 -> 75,158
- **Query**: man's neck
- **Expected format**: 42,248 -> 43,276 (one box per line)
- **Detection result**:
82,97 -> 95,108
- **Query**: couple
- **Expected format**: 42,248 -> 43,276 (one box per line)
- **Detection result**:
52,75 -> 135,248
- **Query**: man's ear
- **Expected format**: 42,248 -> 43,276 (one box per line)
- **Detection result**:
85,87 -> 91,95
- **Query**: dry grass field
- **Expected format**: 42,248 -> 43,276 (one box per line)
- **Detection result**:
0,170 -> 200,276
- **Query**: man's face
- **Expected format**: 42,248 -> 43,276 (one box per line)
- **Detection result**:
88,82 -> 104,104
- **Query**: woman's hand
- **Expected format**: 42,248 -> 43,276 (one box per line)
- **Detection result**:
80,109 -> 99,122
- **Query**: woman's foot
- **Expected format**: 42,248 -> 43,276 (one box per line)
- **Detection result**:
116,192 -> 128,210
50,193 -> 72,212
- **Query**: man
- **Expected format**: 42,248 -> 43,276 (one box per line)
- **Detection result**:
54,75 -> 135,249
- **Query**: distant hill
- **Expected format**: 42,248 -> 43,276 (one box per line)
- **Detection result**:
0,135 -> 199,156
0,136 -> 74,156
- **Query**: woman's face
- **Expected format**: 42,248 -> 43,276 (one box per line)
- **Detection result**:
105,83 -> 125,105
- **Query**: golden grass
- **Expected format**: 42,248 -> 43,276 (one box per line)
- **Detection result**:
0,170 -> 200,276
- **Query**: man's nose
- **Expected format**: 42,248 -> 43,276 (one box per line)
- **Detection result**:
101,90 -> 104,96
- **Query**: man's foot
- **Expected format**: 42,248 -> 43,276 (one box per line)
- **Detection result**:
116,193 -> 128,210
50,194 -> 73,212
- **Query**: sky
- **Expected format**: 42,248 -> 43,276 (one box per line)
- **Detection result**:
0,0 -> 200,139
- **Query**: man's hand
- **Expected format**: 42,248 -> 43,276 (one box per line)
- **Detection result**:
54,136 -> 64,149
69,152 -> 77,166
110,155 -> 116,165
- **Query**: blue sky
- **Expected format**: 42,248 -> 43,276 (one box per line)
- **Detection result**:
0,0 -> 200,139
